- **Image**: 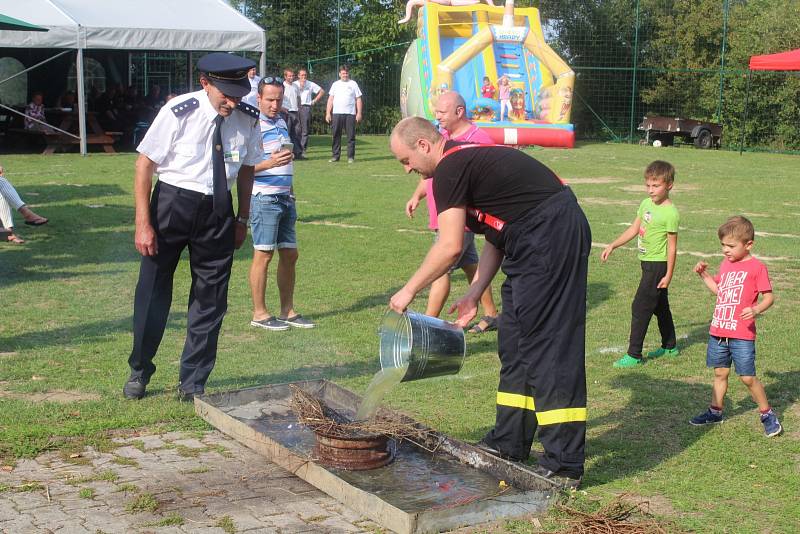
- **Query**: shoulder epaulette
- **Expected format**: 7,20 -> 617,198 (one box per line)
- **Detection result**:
236,101 -> 260,120
171,98 -> 199,117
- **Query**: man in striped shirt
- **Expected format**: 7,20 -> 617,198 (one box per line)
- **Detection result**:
248,76 -> 315,331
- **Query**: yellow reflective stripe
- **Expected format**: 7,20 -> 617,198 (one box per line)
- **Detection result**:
536,407 -> 588,426
496,392 -> 535,411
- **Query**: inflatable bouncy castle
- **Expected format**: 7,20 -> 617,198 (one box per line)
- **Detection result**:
399,0 -> 575,147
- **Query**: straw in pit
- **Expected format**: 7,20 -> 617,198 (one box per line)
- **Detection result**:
288,384 -> 443,452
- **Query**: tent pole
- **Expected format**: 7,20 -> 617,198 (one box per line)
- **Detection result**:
260,31 -> 266,76
76,46 -> 87,156
739,70 -> 751,156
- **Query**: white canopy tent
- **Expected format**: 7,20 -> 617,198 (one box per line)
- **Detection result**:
0,0 -> 265,154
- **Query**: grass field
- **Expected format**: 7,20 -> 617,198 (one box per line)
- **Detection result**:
1,138 -> 798,532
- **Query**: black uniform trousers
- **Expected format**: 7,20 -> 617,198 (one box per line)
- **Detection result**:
483,188 -> 591,479
626,261 -> 676,358
298,105 -> 313,154
285,110 -> 302,158
331,113 -> 356,160
128,181 -> 235,394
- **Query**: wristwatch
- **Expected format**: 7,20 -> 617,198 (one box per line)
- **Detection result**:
235,215 -> 249,225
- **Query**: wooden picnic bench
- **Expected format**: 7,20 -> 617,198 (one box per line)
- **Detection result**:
7,109 -> 118,154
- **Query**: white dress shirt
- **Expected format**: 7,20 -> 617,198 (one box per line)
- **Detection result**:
137,90 -> 261,195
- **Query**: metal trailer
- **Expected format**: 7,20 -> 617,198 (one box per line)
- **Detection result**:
638,116 -> 723,149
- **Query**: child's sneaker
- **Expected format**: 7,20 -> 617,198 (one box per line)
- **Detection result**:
646,347 -> 680,358
690,408 -> 724,426
760,411 -> 783,437
612,354 -> 643,368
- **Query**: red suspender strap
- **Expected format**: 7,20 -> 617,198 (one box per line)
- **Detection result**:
440,143 -> 509,231
467,207 -> 505,231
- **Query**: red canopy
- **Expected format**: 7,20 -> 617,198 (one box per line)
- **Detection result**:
749,48 -> 800,71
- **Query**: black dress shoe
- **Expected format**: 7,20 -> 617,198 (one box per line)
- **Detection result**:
531,465 -> 582,490
123,378 -> 146,400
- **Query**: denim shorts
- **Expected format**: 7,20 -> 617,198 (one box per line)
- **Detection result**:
250,193 -> 297,251
433,230 -> 479,273
706,335 -> 756,376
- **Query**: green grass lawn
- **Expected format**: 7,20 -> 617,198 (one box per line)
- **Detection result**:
1,138 -> 798,532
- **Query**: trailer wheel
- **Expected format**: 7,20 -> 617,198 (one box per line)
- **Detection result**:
694,129 -> 712,149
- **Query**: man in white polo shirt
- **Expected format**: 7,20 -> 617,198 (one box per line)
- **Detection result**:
282,68 -> 302,159
325,64 -> 362,164
294,68 -> 325,159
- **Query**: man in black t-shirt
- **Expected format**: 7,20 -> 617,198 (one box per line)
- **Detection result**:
388,117 -> 592,487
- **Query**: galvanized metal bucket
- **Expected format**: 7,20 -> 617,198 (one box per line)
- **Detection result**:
379,309 -> 466,382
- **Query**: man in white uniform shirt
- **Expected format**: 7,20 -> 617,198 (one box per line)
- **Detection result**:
243,66 -> 261,107
294,68 -> 325,159
325,64 -> 362,163
123,53 -> 262,402
282,68 -> 302,159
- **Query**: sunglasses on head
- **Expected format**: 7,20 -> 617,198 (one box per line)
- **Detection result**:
258,76 -> 284,88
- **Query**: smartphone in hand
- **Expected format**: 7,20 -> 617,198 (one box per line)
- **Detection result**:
280,142 -> 294,154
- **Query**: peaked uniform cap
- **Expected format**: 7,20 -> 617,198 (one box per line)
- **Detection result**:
197,53 -> 256,98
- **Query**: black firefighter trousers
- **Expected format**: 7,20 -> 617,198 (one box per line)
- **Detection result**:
127,181 -> 235,394
483,187 -> 591,479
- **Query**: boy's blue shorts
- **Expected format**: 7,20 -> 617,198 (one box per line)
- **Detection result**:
706,335 -> 756,376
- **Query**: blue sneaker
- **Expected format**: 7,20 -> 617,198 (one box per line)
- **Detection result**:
690,409 -> 724,426
761,411 -> 783,437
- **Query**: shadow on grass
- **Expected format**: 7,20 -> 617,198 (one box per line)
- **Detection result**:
311,289 -> 396,320
587,282 -> 612,312
15,183 -> 127,205
584,370 -> 800,486
297,211 -> 362,224
0,313 -> 187,351
1,197 -> 139,288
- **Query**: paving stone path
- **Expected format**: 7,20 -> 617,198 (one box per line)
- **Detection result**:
0,430 -> 384,533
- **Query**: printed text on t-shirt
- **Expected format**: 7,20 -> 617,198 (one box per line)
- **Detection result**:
712,271 -> 746,331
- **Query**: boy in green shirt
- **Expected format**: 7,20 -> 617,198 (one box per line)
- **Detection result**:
601,161 -> 679,367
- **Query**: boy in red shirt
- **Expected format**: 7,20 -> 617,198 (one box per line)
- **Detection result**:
690,216 -> 782,437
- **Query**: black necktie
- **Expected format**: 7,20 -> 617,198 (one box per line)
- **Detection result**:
212,115 -> 229,218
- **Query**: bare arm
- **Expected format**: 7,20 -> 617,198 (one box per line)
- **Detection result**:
693,261 -> 718,294
312,88 -> 326,104
133,154 -> 158,256
325,95 -> 333,123
600,216 -> 641,261
741,291 -> 774,320
389,207 -> 465,313
450,240 -> 504,328
657,232 -> 678,288
405,178 -> 428,218
355,96 -> 363,123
